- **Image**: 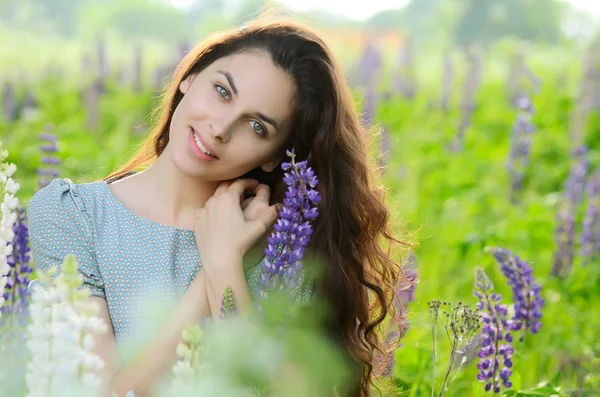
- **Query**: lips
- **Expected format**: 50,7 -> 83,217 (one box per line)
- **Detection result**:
191,127 -> 219,159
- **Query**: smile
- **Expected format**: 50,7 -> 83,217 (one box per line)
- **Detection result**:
192,129 -> 217,158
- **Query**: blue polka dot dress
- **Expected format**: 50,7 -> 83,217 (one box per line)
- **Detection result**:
27,176 -> 313,347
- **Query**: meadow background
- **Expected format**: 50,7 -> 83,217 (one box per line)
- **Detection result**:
1,0 -> 599,395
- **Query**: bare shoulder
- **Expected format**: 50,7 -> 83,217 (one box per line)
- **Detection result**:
106,172 -> 142,207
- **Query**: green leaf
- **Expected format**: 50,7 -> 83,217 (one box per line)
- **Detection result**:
473,380 -> 485,397
511,371 -> 522,391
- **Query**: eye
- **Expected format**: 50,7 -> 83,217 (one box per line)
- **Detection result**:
214,84 -> 231,101
249,120 -> 267,137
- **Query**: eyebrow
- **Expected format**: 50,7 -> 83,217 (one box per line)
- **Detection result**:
217,69 -> 280,131
218,70 -> 238,95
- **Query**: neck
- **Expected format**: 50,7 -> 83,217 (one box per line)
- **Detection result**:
136,145 -> 220,229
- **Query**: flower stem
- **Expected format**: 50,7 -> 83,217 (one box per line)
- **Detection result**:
438,349 -> 456,397
431,322 -> 437,397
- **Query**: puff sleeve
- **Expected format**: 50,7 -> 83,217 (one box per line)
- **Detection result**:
27,178 -> 105,299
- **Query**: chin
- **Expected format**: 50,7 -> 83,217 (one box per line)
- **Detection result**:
170,154 -> 228,181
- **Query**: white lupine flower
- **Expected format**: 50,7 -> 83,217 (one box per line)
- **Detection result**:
0,142 -> 19,318
5,178 -> 19,195
168,325 -> 207,396
2,163 -> 16,178
24,255 -> 108,397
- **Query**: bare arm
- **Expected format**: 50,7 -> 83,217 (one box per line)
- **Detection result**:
94,270 -> 210,397
204,254 -> 253,318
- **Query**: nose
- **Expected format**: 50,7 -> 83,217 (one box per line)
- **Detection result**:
209,117 -> 235,143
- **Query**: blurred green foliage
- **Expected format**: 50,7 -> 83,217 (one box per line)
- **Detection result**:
0,0 -> 587,47
1,1 -> 600,396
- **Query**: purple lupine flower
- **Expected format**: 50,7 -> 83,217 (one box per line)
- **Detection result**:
84,79 -> 102,130
507,92 -> 537,202
441,52 -> 454,112
362,87 -> 377,129
507,51 -> 541,107
2,81 -> 17,121
41,157 -> 60,165
22,91 -> 39,122
1,207 -> 32,319
474,267 -> 515,393
394,38 -> 416,100
397,252 -> 418,304
377,126 -> 392,176
451,47 -> 483,152
581,167 -> 600,265
153,67 -> 164,92
380,252 -> 418,376
38,127 -> 60,189
178,40 -> 192,61
553,146 -> 589,277
486,247 -> 544,340
133,43 -> 143,93
359,41 -> 382,88
259,149 -> 321,297
571,44 -> 597,145
96,36 -> 108,93
566,146 -> 589,205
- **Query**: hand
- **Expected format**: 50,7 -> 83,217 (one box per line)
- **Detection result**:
240,183 -> 279,223
194,178 -> 279,279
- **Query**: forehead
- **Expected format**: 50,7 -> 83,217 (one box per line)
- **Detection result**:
203,52 -> 296,127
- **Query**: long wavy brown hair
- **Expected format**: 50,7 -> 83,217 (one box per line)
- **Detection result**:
106,12 -> 412,397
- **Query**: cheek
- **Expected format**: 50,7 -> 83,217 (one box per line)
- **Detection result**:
180,86 -> 214,117
237,144 -> 280,170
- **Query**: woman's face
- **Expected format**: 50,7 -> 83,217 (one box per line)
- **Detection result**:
169,50 -> 296,181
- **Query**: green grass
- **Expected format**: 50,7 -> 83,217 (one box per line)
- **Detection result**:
1,41 -> 599,396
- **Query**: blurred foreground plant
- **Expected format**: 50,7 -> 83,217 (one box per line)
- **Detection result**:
428,299 -> 481,397
24,254 -> 107,397
0,141 -> 20,319
163,292 -> 351,397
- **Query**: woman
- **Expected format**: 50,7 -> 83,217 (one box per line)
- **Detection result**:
27,13 -> 409,397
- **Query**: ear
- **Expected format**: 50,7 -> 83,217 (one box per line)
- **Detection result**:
261,155 -> 283,173
179,74 -> 195,94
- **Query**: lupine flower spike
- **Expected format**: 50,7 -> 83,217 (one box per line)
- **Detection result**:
219,286 -> 236,320
474,267 -> 515,393
259,149 -> 321,298
1,207 -> 33,321
38,126 -> 60,190
170,325 -> 206,396
486,247 -> 544,340
553,145 -> 589,277
0,143 -> 20,319
25,255 -> 107,397
581,167 -> 600,265
507,91 -> 537,202
379,253 -> 418,377
451,48 -> 483,152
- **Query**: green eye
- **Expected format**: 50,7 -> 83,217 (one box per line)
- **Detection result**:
215,84 -> 230,100
249,120 -> 267,137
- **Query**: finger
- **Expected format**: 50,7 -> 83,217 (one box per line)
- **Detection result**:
213,180 -> 234,197
251,203 -> 279,234
253,184 -> 271,203
261,204 -> 280,228
240,197 -> 253,210
227,178 -> 259,200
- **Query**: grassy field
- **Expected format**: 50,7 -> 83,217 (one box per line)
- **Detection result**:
1,34 -> 599,396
